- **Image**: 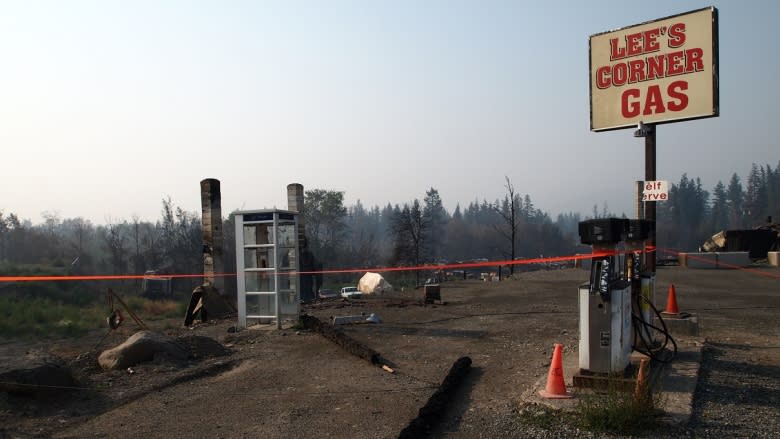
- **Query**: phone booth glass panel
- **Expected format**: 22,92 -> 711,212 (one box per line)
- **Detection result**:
235,210 -> 300,329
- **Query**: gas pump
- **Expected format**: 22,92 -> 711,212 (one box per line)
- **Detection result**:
625,220 -> 655,350
578,218 -> 632,374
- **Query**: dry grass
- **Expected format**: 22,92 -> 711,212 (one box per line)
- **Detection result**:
141,299 -> 182,317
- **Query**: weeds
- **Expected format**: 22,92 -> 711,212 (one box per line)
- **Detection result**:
124,296 -> 185,319
0,295 -> 187,339
574,379 -> 663,435
0,297 -> 106,338
517,376 -> 664,436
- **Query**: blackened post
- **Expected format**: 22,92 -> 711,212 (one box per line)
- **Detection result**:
287,183 -> 315,302
201,178 -> 225,294
644,125 -> 656,273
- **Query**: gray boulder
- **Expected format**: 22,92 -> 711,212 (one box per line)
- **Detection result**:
0,350 -> 77,394
98,331 -> 188,370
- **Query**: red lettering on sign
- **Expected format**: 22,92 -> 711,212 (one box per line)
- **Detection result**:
685,47 -> 704,72
596,66 -> 611,89
612,62 -> 628,86
643,28 -> 661,53
643,193 -> 669,201
626,32 -> 643,56
667,51 -> 685,75
621,89 -> 641,118
668,22 -> 686,48
667,81 -> 689,111
610,37 -> 626,60
610,27 -> 666,60
596,48 -> 705,89
643,85 -> 665,115
628,59 -> 646,83
646,55 -> 665,80
620,81 -> 690,119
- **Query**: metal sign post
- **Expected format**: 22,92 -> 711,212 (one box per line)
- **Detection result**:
636,123 -> 657,273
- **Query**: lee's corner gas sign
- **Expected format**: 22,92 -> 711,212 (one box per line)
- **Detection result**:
590,7 -> 719,131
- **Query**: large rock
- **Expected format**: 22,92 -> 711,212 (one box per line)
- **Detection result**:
0,350 -> 77,394
98,331 -> 188,370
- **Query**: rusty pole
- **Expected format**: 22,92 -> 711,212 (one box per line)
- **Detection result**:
635,181 -> 644,220
644,125 -> 656,274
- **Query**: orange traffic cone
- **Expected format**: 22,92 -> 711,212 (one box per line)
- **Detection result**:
662,284 -> 679,316
539,343 -> 573,399
634,358 -> 650,402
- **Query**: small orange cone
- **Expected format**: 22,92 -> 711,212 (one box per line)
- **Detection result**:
634,358 -> 649,402
662,284 -> 679,316
539,343 -> 573,399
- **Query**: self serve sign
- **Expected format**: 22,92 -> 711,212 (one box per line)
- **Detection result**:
643,181 -> 669,201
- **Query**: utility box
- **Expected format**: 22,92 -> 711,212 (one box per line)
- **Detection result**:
423,284 -> 441,303
768,251 -> 780,267
234,210 -> 300,329
142,271 -> 172,299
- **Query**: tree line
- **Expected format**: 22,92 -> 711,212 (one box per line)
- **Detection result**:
0,198 -> 204,296
1,161 -> 777,296
656,162 -> 780,250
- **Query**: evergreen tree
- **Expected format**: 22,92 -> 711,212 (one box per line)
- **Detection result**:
744,163 -> 767,223
710,181 -> 728,231
452,204 -> 462,221
726,173 -> 745,228
422,188 -> 447,262
768,161 -> 780,221
390,200 -> 427,284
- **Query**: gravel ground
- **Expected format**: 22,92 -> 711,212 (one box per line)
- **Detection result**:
427,267 -> 780,439
687,342 -> 780,438
671,268 -> 780,439
1,267 -> 777,438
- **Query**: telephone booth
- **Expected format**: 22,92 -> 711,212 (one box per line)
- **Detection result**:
234,210 -> 300,329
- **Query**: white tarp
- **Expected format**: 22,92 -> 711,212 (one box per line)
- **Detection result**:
358,272 -> 393,295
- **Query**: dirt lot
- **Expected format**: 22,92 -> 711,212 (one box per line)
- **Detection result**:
1,266 -> 778,438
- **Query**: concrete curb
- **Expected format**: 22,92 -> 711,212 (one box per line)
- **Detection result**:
657,337 -> 705,427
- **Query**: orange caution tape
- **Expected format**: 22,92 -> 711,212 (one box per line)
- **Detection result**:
2,247 -> 776,282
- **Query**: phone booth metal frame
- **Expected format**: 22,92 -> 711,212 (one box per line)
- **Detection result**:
234,209 -> 300,329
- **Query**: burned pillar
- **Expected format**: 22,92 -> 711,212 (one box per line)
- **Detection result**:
287,183 -> 306,246
287,183 -> 315,302
201,178 -> 225,294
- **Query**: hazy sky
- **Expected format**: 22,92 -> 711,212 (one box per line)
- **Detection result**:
2,1 -> 778,225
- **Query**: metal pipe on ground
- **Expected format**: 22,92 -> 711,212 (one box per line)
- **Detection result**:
398,356 -> 472,439
300,314 -> 381,365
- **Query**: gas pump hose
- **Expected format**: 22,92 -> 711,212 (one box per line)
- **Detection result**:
632,294 -> 678,363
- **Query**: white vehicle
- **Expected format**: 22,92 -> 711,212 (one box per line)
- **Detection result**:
340,286 -> 361,299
